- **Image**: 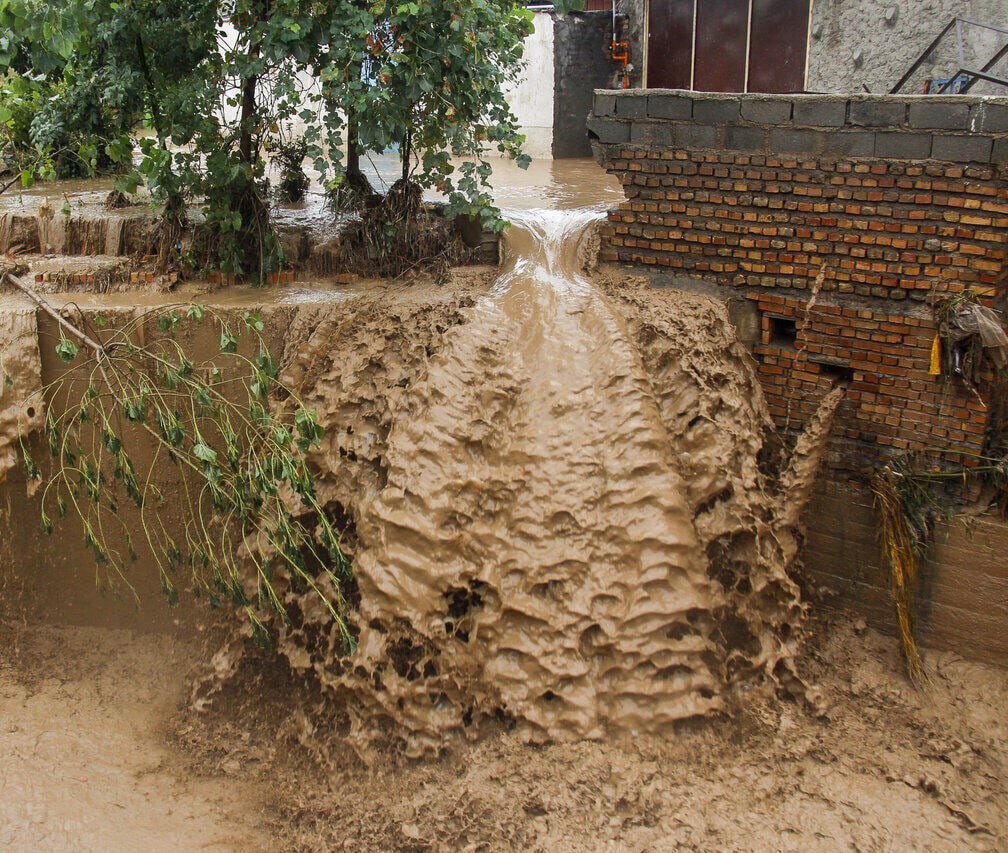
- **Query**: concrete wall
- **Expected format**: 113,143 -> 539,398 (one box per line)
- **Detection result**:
511,10 -> 621,160
617,0 -> 647,89
622,0 -> 1006,95
808,0 -> 1008,95
507,11 -> 556,160
553,12 -> 616,158
804,480 -> 1008,666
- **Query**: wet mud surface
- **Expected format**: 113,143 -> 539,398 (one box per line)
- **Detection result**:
181,615 -> 1008,850
2,161 -> 1005,848
2,606 -> 1006,849
0,624 -> 268,851
189,211 -> 840,760
1,263 -> 1006,848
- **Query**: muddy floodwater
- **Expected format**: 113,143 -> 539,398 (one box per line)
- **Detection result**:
2,158 -> 1007,850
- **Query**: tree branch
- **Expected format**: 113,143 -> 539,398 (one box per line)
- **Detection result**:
5,271 -> 106,356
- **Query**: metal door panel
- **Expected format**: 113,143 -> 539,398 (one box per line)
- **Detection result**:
694,0 -> 749,92
748,0 -> 810,92
647,0 -> 694,89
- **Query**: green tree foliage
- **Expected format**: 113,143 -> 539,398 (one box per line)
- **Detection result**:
0,0 -> 101,180
311,0 -> 534,231
12,274 -> 355,648
0,0 -> 584,640
0,0 -> 546,277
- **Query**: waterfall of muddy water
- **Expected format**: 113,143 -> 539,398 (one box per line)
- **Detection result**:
341,207 -> 722,748
235,204 -> 845,758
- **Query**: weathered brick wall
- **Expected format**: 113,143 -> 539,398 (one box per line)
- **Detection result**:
591,90 -> 1008,471
750,293 -> 988,462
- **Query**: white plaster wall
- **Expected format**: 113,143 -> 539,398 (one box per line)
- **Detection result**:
505,11 -> 556,160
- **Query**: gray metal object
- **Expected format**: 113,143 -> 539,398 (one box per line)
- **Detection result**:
891,17 -> 1008,95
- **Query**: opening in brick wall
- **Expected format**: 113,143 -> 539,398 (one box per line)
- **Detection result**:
768,316 -> 798,348
810,358 -> 855,386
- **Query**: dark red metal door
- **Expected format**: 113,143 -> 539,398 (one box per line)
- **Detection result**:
646,0 -> 694,89
693,0 -> 749,92
645,0 -> 810,93
747,0 -> 810,92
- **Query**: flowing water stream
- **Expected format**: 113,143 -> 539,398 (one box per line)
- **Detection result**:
260,199 -> 845,756
344,207 -> 721,744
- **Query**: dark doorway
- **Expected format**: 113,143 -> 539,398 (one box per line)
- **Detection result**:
646,0 -> 811,92
748,0 -> 811,92
646,0 -> 694,89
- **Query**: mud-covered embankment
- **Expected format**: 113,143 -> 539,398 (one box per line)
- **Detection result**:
1,209 -> 843,753
201,211 -> 845,756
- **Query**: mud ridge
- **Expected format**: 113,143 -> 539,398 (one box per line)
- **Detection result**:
198,208 -> 846,756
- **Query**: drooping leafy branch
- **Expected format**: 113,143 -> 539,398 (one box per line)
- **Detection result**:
9,272 -> 354,649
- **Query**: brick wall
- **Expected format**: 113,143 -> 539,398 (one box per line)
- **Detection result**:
751,293 -> 987,463
591,90 -> 1008,470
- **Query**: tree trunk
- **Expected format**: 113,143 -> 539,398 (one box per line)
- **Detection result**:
134,34 -> 165,144
239,74 -> 258,166
401,130 -> 411,184
346,108 -> 362,181
238,0 -> 269,167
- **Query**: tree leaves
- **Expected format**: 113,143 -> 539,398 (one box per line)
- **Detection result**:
219,330 -> 239,354
4,0 -> 535,273
55,337 -> 79,362
192,441 -> 217,463
30,302 -> 354,652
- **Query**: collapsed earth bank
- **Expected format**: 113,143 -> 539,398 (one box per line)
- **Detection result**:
192,212 -> 844,756
2,211 -> 843,756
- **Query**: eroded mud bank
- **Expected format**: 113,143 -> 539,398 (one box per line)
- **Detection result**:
1,206 -> 842,757
0,309 -> 42,482
5,224 -> 1008,849
187,210 -> 844,756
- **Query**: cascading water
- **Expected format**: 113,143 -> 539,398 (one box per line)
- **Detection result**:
338,207 -> 726,748
208,204 -> 844,756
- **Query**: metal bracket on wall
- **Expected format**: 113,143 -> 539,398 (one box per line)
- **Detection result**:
890,16 -> 1008,95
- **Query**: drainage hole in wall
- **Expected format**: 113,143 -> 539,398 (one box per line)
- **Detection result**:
768,316 -> 798,348
811,359 -> 854,385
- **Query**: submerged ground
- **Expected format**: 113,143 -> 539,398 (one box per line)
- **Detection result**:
2,614 -> 1005,850
2,268 -> 1005,851
1,161 -> 1005,849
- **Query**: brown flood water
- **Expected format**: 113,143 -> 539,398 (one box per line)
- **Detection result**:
0,155 -> 624,225
335,206 -> 725,748
237,194 -> 843,756
0,158 -> 645,847
3,157 -> 1007,849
